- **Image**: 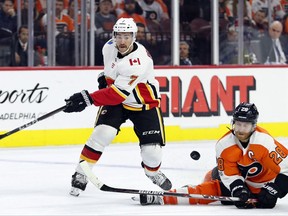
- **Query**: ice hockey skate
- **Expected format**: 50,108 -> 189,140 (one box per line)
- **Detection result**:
146,170 -> 172,190
140,194 -> 164,205
69,172 -> 88,197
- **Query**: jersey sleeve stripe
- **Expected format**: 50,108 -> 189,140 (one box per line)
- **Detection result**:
132,83 -> 161,108
111,84 -> 129,99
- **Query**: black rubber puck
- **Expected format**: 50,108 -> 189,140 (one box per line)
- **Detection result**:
190,151 -> 200,160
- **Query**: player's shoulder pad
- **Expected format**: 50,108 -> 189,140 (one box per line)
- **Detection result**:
107,39 -> 113,45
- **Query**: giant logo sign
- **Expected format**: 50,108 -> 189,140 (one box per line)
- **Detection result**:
157,75 -> 256,117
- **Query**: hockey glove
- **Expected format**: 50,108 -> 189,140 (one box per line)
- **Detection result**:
64,90 -> 93,113
98,72 -> 107,89
256,182 -> 281,209
231,184 -> 253,209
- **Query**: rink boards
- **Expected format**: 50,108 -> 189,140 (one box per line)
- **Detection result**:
1,65 -> 288,147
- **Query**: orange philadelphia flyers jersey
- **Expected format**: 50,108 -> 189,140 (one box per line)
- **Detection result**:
216,126 -> 288,194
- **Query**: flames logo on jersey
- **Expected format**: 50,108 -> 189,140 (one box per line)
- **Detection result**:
101,110 -> 107,115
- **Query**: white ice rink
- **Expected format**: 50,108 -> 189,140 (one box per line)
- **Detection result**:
1,140 -> 288,215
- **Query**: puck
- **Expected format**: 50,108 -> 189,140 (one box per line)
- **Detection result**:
190,151 -> 200,160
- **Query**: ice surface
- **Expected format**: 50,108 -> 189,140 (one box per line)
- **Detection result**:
0,140 -> 287,215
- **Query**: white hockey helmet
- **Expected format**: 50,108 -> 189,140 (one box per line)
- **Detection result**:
113,18 -> 138,41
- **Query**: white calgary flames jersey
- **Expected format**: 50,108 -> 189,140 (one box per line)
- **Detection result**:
216,126 -> 288,193
90,39 -> 161,111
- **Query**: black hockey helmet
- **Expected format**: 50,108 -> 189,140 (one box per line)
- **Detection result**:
233,102 -> 259,124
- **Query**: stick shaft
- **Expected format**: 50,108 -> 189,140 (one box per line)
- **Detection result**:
0,105 -> 67,140
80,160 -> 256,202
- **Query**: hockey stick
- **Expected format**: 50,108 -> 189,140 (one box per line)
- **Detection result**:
80,160 -> 256,202
0,104 -> 68,140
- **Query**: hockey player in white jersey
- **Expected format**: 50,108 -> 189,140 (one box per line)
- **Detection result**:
63,17 -> 172,196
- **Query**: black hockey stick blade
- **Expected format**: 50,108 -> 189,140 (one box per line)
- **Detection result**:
80,160 -> 257,202
0,104 -> 68,140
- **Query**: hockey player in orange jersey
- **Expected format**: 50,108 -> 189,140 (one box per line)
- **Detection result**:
139,102 -> 288,208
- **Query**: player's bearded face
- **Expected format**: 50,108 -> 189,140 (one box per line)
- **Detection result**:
115,33 -> 133,54
233,121 -> 254,141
